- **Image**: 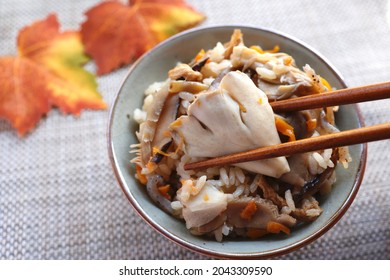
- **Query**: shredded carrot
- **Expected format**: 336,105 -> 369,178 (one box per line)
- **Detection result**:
306,119 -> 317,131
266,221 -> 291,235
203,194 -> 209,201
158,184 -> 171,200
136,165 -> 147,185
258,98 -> 263,105
240,200 -> 257,220
194,49 -> 205,62
250,45 -> 264,54
275,117 -> 296,142
250,45 -> 280,54
320,77 -> 332,91
265,45 -> 280,53
247,228 -> 268,239
152,133 -> 184,160
283,56 -> 293,65
146,161 -> 157,173
152,146 -> 171,157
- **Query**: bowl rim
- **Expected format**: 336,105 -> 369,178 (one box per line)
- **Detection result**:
107,24 -> 367,259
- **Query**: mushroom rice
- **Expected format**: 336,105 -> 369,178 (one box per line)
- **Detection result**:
131,29 -> 351,241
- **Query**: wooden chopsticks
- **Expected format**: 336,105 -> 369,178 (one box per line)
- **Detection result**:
184,123 -> 390,170
270,81 -> 390,113
184,82 -> 390,171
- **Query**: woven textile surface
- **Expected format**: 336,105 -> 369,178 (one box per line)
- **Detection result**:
0,0 -> 389,259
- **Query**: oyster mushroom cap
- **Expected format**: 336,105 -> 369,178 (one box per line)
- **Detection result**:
179,184 -> 229,229
171,71 -> 290,178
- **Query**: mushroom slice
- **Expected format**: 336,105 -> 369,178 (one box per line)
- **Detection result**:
171,71 -> 290,178
291,196 -> 323,222
138,81 -> 170,165
226,196 -> 296,229
230,46 -> 327,100
146,174 -> 173,214
224,29 -> 244,59
169,80 -> 209,94
179,184 -> 229,229
168,63 -> 203,81
150,93 -> 180,162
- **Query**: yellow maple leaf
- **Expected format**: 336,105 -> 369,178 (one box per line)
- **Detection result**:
0,14 -> 106,136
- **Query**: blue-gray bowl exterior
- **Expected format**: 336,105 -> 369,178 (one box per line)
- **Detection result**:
108,25 -> 366,259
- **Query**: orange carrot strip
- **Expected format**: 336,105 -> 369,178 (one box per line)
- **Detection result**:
266,45 -> 280,53
320,77 -> 332,91
146,161 -> 157,173
194,49 -> 205,62
250,45 -> 264,54
152,146 -> 171,157
275,116 -> 296,142
158,184 -> 171,200
240,200 -> 257,220
266,221 -> 291,235
283,56 -> 293,65
136,165 -> 147,185
306,119 -> 317,131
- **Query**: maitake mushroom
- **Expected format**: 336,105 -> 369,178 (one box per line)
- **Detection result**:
170,70 -> 290,178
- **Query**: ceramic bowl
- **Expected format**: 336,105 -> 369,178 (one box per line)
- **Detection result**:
108,25 -> 366,259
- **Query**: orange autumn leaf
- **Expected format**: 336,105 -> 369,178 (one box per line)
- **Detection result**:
0,57 -> 52,136
0,14 -> 106,136
81,0 -> 205,75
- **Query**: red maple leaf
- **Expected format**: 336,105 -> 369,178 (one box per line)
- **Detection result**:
81,0 -> 205,75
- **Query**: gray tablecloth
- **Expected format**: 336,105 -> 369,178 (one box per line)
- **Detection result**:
1,0 -> 389,259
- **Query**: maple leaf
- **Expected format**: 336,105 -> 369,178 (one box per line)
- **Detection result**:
0,14 -> 107,136
81,0 -> 205,75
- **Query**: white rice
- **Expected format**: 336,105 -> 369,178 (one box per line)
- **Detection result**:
133,108 -> 147,124
219,167 -> 229,186
306,209 -> 322,217
222,223 -> 232,236
171,201 -> 183,211
235,167 -> 245,184
131,31 -> 349,241
206,180 -> 224,188
232,185 -> 245,198
285,189 -> 296,211
313,152 -> 327,169
195,175 -> 207,190
176,154 -> 194,179
249,175 -> 260,193
228,168 -> 236,187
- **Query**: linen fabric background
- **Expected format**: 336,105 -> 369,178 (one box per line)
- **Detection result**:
0,0 -> 389,259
